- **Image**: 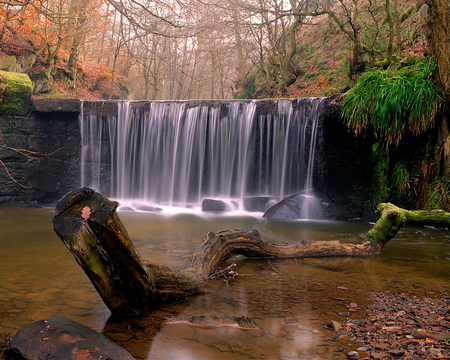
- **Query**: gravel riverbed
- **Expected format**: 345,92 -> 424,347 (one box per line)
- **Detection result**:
338,292 -> 450,359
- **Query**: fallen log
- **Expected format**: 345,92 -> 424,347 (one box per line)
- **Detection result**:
52,188 -> 450,316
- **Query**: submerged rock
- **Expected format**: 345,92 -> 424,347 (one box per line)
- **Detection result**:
263,189 -> 342,220
165,314 -> 258,330
5,316 -> 135,360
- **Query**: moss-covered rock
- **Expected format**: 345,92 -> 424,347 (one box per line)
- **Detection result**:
0,70 -> 33,115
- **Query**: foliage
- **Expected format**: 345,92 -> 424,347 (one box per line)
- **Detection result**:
391,162 -> 410,193
425,178 -> 450,211
341,59 -> 446,146
233,73 -> 256,99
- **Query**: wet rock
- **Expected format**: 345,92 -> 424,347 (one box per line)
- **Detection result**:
165,314 -> 259,331
5,316 -> 135,360
371,352 -> 389,359
263,189 -> 342,220
202,199 -> 227,212
119,206 -> 134,211
382,326 -> 401,332
136,205 -> 163,213
326,320 -> 342,331
347,350 -> 359,359
389,349 -> 405,357
243,196 -> 273,212
283,317 -> 301,325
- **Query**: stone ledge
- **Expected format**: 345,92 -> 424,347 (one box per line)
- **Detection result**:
32,98 -> 81,113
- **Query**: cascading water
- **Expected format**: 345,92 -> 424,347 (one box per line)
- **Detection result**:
80,98 -> 323,213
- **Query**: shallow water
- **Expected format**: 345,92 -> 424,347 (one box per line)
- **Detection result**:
1,207 -> 449,359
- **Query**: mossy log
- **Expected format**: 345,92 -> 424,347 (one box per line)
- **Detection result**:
52,189 -> 450,316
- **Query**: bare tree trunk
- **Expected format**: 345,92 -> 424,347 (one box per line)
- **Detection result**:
67,0 -> 87,75
53,189 -> 450,316
427,0 -> 450,99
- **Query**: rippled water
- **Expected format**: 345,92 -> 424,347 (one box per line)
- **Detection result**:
1,207 -> 450,359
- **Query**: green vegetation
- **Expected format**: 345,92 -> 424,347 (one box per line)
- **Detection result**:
341,59 -> 445,146
425,178 -> 450,211
0,70 -> 32,115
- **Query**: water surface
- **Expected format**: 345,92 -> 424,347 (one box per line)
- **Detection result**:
1,207 -> 449,359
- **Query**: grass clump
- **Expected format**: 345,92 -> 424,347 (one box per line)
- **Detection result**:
341,59 -> 445,146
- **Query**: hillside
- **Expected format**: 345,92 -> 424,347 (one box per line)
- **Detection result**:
285,5 -> 427,98
0,0 -> 429,100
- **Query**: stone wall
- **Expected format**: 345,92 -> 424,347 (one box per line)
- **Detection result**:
0,98 -> 81,206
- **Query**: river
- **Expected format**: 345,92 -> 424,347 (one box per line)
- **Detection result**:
1,207 -> 449,359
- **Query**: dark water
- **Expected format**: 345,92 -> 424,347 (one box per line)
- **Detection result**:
1,207 -> 450,359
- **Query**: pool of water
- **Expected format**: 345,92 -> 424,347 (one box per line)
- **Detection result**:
1,207 -> 450,359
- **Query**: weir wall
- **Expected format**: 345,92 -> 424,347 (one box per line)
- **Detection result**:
0,97 -> 370,212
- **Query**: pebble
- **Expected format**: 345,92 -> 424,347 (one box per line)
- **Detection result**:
389,349 -> 405,357
326,320 -> 342,331
347,350 -> 359,359
371,352 -> 389,359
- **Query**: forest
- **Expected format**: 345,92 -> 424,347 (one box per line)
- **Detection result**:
1,0 -> 450,212
2,1 -> 450,359
0,0 -> 438,100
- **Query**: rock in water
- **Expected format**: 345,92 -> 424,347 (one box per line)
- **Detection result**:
5,316 -> 135,360
202,199 -> 227,212
263,189 -> 342,220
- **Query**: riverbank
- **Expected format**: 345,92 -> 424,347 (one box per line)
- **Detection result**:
340,292 -> 450,359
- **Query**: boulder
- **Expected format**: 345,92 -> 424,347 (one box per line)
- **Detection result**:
0,70 -> 33,115
0,56 -> 18,72
202,198 -> 227,212
5,316 -> 135,360
263,189 -> 342,220
243,196 -> 273,212
0,54 -> 37,73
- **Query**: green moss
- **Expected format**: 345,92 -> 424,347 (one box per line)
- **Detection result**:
0,70 -> 32,115
41,93 -> 69,98
367,203 -> 407,245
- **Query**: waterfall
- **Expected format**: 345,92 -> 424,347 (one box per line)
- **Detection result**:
79,98 -> 323,211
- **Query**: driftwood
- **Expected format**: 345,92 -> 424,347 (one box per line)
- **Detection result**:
52,188 -> 450,316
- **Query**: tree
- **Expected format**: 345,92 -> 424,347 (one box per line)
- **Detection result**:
424,0 -> 450,179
